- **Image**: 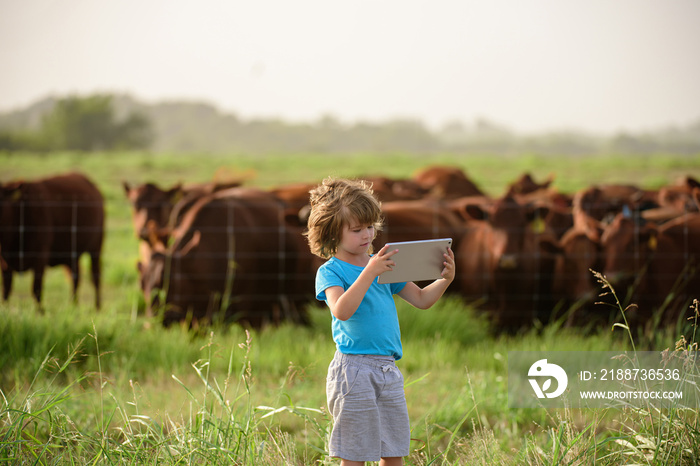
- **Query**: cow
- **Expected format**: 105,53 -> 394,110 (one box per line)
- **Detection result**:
279,177 -> 435,236
270,182 -> 317,212
359,176 -> 427,202
123,181 -> 182,244
505,172 -> 555,197
657,176 -> 700,213
540,204 -> 575,240
123,180 -> 241,245
450,192 -> 572,242
634,176 -> 700,225
138,187 -> 311,328
600,211 -> 700,328
355,199 -> 466,293
0,172 -> 104,308
455,195 -> 561,330
572,184 -> 658,226
375,198 -> 466,279
551,225 -> 605,326
412,166 -> 485,199
447,195 -> 493,223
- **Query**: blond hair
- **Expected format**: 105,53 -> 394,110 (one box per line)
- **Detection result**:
305,177 -> 383,259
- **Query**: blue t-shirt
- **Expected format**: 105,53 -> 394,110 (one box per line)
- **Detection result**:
315,256 -> 407,360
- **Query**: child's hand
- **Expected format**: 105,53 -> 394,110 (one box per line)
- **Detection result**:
441,247 -> 456,282
368,244 -> 399,278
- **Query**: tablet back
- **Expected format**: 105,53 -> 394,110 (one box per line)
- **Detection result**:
377,238 -> 452,284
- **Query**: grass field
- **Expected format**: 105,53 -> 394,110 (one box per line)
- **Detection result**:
1,151 -> 699,464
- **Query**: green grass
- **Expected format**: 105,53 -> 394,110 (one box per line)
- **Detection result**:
1,151 -> 699,464
1,297 -> 697,464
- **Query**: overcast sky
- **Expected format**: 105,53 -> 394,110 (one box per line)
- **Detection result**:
1,0 -> 699,134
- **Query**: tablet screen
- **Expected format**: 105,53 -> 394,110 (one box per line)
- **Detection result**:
377,238 -> 452,284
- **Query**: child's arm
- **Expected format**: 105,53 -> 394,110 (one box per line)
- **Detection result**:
398,247 -> 455,310
325,245 -> 399,321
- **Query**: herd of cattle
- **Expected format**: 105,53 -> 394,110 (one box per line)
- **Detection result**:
1,167 -> 699,331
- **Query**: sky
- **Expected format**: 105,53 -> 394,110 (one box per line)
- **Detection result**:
1,0 -> 699,134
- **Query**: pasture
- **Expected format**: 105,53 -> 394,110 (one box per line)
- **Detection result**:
1,151 -> 699,464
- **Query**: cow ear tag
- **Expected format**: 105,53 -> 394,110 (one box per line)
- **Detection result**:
530,217 -> 546,234
622,205 -> 632,218
11,189 -> 22,202
647,235 -> 657,251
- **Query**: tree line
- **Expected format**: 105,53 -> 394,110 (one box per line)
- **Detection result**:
0,93 -> 698,155
0,94 -> 152,152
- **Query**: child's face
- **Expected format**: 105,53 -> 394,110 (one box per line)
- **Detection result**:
338,219 -> 375,256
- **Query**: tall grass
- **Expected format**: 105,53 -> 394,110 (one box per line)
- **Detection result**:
521,275 -> 700,466
0,323 -> 327,464
1,293 -> 698,463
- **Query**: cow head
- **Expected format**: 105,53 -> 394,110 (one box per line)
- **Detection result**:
412,166 -> 483,199
574,187 -> 607,222
658,177 -> 700,212
123,181 -> 183,243
137,230 -> 203,321
555,228 -> 602,303
506,172 -> 554,196
138,249 -> 167,319
600,212 -> 657,288
462,195 -> 552,271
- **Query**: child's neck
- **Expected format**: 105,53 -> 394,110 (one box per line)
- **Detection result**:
335,250 -> 370,267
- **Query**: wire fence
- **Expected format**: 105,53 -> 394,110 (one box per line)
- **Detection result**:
1,194 -> 699,328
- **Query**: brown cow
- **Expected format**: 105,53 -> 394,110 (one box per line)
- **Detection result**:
412,166 -> 484,199
636,176 -> 700,224
450,192 -> 572,242
123,180 -> 241,245
573,184 -> 658,225
501,174 -> 575,243
138,187 -> 311,328
270,182 -> 317,212
551,225 -> 604,326
361,199 -> 465,292
455,195 -> 561,330
359,176 -> 427,202
123,181 -> 182,243
505,172 -> 555,196
281,177 -> 434,233
375,199 -> 465,251
0,173 -> 104,308
657,176 -> 700,213
447,195 -> 493,223
600,211 -> 700,327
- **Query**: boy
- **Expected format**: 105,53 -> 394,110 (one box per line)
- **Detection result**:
305,177 -> 455,465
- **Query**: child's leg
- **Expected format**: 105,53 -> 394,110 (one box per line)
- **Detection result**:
340,460 -> 365,466
380,456 -> 403,465
338,457 -> 403,465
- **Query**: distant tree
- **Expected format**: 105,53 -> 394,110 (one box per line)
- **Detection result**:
0,129 -> 47,152
0,131 -> 22,151
607,132 -> 653,154
113,112 -> 154,150
39,94 -> 153,151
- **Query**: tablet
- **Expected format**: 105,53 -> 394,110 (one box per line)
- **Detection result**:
377,238 -> 452,284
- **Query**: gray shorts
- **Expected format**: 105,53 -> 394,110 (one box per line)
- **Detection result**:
326,351 -> 410,462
